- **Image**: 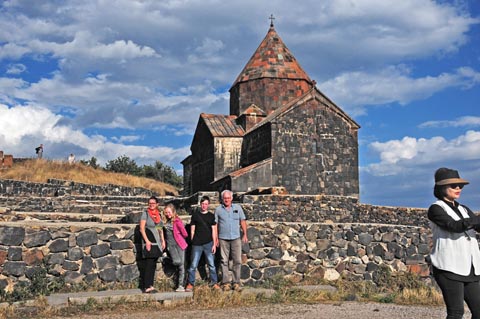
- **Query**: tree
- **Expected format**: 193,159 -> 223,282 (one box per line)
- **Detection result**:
140,161 -> 182,188
105,155 -> 140,175
80,156 -> 100,169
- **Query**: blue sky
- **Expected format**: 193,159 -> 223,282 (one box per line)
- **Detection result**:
0,0 -> 479,210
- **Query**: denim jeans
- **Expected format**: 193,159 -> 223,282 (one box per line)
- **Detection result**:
187,241 -> 218,285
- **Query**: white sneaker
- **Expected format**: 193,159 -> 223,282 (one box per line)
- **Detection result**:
175,286 -> 185,292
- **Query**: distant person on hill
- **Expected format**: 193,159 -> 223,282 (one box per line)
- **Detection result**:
428,167 -> 480,319
185,196 -> 220,292
139,196 -> 165,293
35,144 -> 43,159
68,153 -> 75,164
163,203 -> 188,292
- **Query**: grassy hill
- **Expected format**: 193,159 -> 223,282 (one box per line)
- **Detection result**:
0,159 -> 179,196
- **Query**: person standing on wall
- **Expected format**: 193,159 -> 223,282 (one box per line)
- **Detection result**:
215,190 -> 248,291
35,144 -> 43,159
185,196 -> 220,292
68,153 -> 75,164
428,167 -> 480,319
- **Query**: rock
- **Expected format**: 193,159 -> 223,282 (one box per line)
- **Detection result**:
49,239 -> 69,253
24,231 -> 51,248
23,249 -> 44,266
358,233 -> 373,246
64,271 -> 84,284
98,268 -> 116,282
68,247 -> 84,261
8,247 -> 22,261
3,261 -> 26,276
110,240 -> 133,250
323,269 -> 340,281
80,256 -> 94,274
116,264 -> 139,282
90,243 -> 111,258
0,227 -> 25,246
63,260 -> 79,271
47,252 -> 65,265
95,255 -> 118,270
263,266 -> 284,279
267,247 -> 283,260
76,229 -> 98,247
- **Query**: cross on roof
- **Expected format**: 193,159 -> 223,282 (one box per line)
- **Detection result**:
269,14 -> 275,27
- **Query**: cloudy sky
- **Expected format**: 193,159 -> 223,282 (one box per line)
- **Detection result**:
0,0 -> 479,210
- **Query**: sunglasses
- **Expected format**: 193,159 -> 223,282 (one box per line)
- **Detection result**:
448,184 -> 464,190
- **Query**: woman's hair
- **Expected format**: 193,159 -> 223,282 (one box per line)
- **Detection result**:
433,185 -> 448,200
149,195 -> 158,203
163,203 -> 177,221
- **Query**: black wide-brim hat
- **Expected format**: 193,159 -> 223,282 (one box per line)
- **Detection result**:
435,167 -> 469,186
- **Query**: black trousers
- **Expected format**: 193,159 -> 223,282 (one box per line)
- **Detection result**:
139,258 -> 158,290
434,270 -> 480,319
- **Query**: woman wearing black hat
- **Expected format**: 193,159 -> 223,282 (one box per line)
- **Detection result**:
429,167 -> 480,319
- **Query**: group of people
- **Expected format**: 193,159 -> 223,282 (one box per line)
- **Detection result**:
138,189 -> 247,293
137,167 -> 480,319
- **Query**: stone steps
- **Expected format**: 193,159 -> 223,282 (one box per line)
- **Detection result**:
0,211 -> 126,223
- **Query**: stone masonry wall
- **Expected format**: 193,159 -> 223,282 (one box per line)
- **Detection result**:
240,194 -> 428,227
0,220 -> 433,292
271,98 -> 359,197
0,179 -> 156,197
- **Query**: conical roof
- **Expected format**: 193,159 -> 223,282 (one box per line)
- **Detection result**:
232,25 -> 312,87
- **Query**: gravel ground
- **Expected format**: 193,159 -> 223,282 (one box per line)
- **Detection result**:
57,302 -> 454,319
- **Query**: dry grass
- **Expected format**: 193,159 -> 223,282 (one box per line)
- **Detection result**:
0,159 -> 178,196
394,287 -> 443,306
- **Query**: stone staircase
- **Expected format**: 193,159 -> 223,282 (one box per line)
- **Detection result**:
0,178 -> 220,224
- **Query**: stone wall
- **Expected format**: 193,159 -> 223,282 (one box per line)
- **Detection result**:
271,98 -> 359,197
0,220 -> 432,292
0,179 -> 156,197
230,78 -> 312,116
240,194 -> 428,227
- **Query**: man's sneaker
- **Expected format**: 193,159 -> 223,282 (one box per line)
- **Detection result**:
222,283 -> 231,291
185,284 -> 194,292
175,285 -> 185,292
232,283 -> 242,291
212,283 -> 221,290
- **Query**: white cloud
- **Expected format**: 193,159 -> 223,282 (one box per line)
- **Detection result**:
111,135 -> 143,143
6,63 -> 26,74
419,116 -> 480,128
365,130 -> 480,176
28,31 -> 159,60
0,103 -> 189,167
320,66 -> 480,116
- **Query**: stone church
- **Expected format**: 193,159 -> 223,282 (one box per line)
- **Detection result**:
182,22 -> 360,197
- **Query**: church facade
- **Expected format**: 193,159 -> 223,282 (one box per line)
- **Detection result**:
182,23 -> 360,198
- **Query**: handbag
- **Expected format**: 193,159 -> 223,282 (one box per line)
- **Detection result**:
142,227 -> 162,259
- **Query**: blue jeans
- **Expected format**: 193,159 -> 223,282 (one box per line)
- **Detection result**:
187,241 -> 218,285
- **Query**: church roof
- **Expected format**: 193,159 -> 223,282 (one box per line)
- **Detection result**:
200,113 -> 244,137
231,25 -> 312,87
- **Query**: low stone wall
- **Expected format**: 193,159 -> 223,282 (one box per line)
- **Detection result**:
241,194 -> 428,227
0,220 -> 432,292
0,179 -> 156,197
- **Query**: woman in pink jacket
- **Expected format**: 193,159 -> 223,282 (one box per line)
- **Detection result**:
163,203 -> 188,291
